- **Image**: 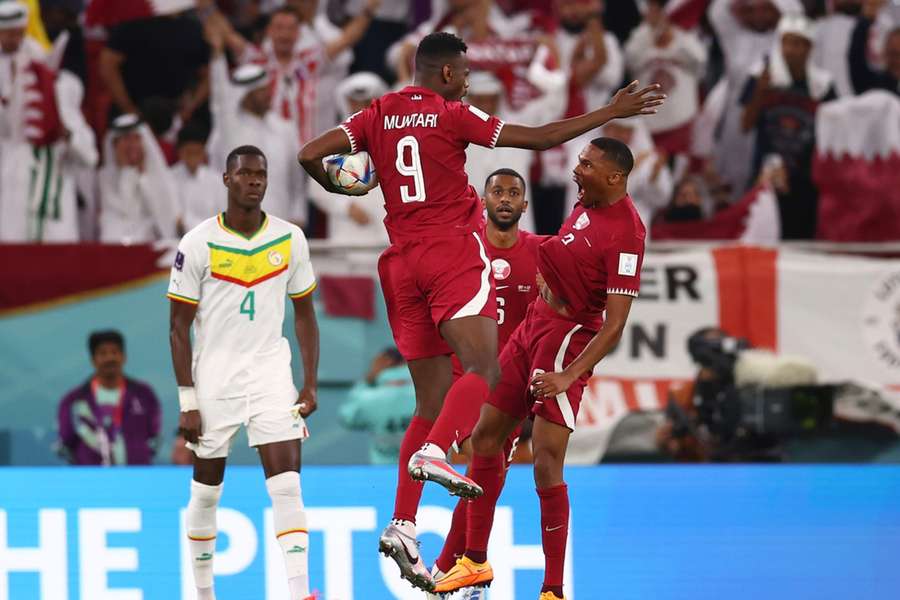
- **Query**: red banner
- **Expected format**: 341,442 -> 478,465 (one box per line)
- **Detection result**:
0,244 -> 167,312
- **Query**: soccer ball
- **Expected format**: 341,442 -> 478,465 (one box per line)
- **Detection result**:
324,152 -> 378,196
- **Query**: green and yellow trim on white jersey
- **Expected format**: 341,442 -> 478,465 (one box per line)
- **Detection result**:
167,292 -> 199,305
207,233 -> 291,288
216,212 -> 269,240
288,282 -> 317,299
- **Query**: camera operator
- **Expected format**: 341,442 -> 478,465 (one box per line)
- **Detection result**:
658,327 -> 900,463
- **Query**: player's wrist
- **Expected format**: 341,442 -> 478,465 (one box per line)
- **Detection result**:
178,386 -> 198,412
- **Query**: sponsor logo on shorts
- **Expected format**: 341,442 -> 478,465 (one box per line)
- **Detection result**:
492,258 -> 511,280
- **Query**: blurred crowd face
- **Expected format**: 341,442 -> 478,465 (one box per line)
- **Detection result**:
644,0 -> 666,28
178,141 -> 207,174
557,0 -> 603,29
287,0 -> 318,23
781,33 -> 812,75
0,27 -> 25,54
483,173 -> 526,231
674,179 -> 703,207
268,11 -> 301,57
885,30 -> 900,80
242,84 -> 273,116
737,0 -> 780,33
114,132 -> 145,169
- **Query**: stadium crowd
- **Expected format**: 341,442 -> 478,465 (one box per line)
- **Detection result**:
0,0 -> 899,244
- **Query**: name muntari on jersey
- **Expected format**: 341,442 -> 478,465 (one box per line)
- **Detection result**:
383,113 -> 438,130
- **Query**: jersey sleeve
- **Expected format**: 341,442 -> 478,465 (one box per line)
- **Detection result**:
167,236 -> 204,305
287,228 -> 317,299
604,234 -> 645,297
339,103 -> 375,155
450,103 -> 505,148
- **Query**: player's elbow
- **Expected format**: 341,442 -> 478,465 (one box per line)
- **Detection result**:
606,319 -> 627,343
297,144 -> 319,166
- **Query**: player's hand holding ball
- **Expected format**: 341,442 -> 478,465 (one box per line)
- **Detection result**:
324,152 -> 378,196
608,80 -> 666,119
294,386 -> 318,418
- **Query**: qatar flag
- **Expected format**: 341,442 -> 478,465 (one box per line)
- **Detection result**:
650,184 -> 781,244
85,0 -> 195,27
813,90 -> 900,241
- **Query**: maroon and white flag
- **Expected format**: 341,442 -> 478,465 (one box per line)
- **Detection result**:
813,90 -> 900,241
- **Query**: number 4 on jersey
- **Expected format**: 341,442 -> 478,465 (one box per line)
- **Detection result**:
240,290 -> 256,321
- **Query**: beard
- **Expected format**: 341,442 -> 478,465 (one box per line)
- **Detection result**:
488,210 -> 521,231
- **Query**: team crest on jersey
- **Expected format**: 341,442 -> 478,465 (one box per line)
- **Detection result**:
574,212 -> 590,231
492,258 -> 511,280
268,250 -> 284,266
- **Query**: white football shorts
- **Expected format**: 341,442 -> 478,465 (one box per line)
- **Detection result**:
187,386 -> 310,459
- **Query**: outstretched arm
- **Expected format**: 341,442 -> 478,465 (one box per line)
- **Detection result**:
530,294 -> 633,397
298,127 -> 353,194
495,81 -> 664,150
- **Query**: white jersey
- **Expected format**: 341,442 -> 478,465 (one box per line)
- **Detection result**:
167,213 -> 316,402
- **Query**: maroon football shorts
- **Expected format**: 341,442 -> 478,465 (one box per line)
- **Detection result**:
378,232 -> 496,360
488,300 -> 594,431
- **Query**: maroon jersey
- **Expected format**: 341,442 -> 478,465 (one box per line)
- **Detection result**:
537,196 -> 646,330
487,229 -> 548,349
339,86 -> 505,242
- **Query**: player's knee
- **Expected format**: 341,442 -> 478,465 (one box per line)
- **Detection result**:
265,470 -> 303,506
465,357 -> 501,389
188,479 -> 223,510
532,448 -> 565,489
471,421 -> 504,457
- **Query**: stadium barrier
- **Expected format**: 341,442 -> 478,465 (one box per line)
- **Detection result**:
1,465 -> 899,600
1,243 -> 898,465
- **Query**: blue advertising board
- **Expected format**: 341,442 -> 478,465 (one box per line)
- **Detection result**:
1,466 -> 899,600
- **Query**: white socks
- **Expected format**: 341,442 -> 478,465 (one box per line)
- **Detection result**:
266,471 -> 310,600
186,480 -> 223,598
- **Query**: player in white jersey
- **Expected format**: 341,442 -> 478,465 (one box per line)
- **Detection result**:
168,145 -> 320,600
